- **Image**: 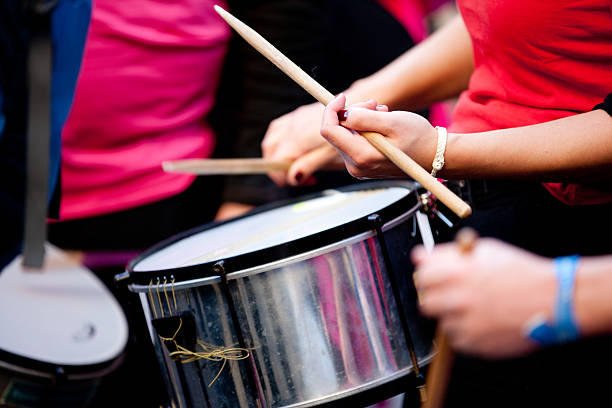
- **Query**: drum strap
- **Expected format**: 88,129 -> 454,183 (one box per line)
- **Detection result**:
22,34 -> 51,268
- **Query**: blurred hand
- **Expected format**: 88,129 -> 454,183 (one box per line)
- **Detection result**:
261,102 -> 330,187
261,99 -> 388,186
321,93 -> 437,179
214,202 -> 254,221
412,238 -> 556,359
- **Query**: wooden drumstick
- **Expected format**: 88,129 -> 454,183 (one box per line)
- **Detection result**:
213,5 -> 472,219
423,227 -> 478,408
163,145 -> 344,175
163,158 -> 293,175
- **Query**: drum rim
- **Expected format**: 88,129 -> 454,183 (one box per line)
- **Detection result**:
121,181 -> 422,286
0,348 -> 126,381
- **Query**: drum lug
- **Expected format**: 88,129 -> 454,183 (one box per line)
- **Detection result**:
368,214 -> 426,402
215,261 -> 266,408
54,366 -> 67,384
212,260 -> 225,276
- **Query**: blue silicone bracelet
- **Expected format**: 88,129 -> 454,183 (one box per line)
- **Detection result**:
527,255 -> 580,346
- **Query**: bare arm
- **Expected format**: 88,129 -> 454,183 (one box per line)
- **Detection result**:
262,15 -> 474,186
343,14 -> 473,110
322,97 -> 612,183
444,109 -> 612,182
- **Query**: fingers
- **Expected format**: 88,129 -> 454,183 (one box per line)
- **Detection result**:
338,102 -> 388,122
321,95 -> 379,164
261,116 -> 285,161
261,103 -> 326,186
341,107 -> 398,135
410,244 -> 427,264
343,99 -> 388,112
347,99 -> 377,110
263,95 -> 392,186
412,244 -> 472,318
412,243 -> 463,290
419,286 -> 469,318
263,118 -> 291,186
287,144 -> 340,186
214,202 -> 254,221
324,93 -> 346,123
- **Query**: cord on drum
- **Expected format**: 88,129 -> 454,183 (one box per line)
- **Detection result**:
147,277 -> 250,386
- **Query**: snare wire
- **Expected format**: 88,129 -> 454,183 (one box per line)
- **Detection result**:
148,279 -> 159,319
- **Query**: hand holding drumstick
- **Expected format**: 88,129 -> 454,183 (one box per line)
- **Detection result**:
213,5 -> 471,220
412,229 -> 559,406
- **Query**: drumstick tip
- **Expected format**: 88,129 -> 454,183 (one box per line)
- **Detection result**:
458,204 -> 472,219
161,161 -> 174,172
214,4 -> 230,19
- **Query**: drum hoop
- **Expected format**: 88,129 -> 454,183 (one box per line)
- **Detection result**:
128,198 -> 421,292
0,348 -> 125,381
122,181 -> 422,286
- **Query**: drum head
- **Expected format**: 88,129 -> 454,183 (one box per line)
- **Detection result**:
0,245 -> 128,375
127,182 -> 420,285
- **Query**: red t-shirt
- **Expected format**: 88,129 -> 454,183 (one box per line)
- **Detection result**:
451,0 -> 612,205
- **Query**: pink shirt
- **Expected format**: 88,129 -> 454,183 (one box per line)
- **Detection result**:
59,0 -> 230,220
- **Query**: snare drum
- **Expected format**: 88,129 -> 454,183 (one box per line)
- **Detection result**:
118,181 -> 435,408
0,245 -> 128,407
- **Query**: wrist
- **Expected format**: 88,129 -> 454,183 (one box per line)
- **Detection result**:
574,266 -> 595,336
574,257 -> 612,337
432,131 -> 460,178
430,126 -> 447,177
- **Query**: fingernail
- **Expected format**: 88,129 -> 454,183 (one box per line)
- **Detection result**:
338,109 -> 349,122
294,172 -> 303,183
376,105 -> 387,109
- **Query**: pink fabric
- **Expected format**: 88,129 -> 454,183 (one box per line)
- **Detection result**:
376,0 -> 428,43
59,0 -> 230,220
376,0 -> 451,45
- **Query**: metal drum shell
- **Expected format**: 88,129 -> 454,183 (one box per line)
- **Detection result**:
124,181 -> 435,408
